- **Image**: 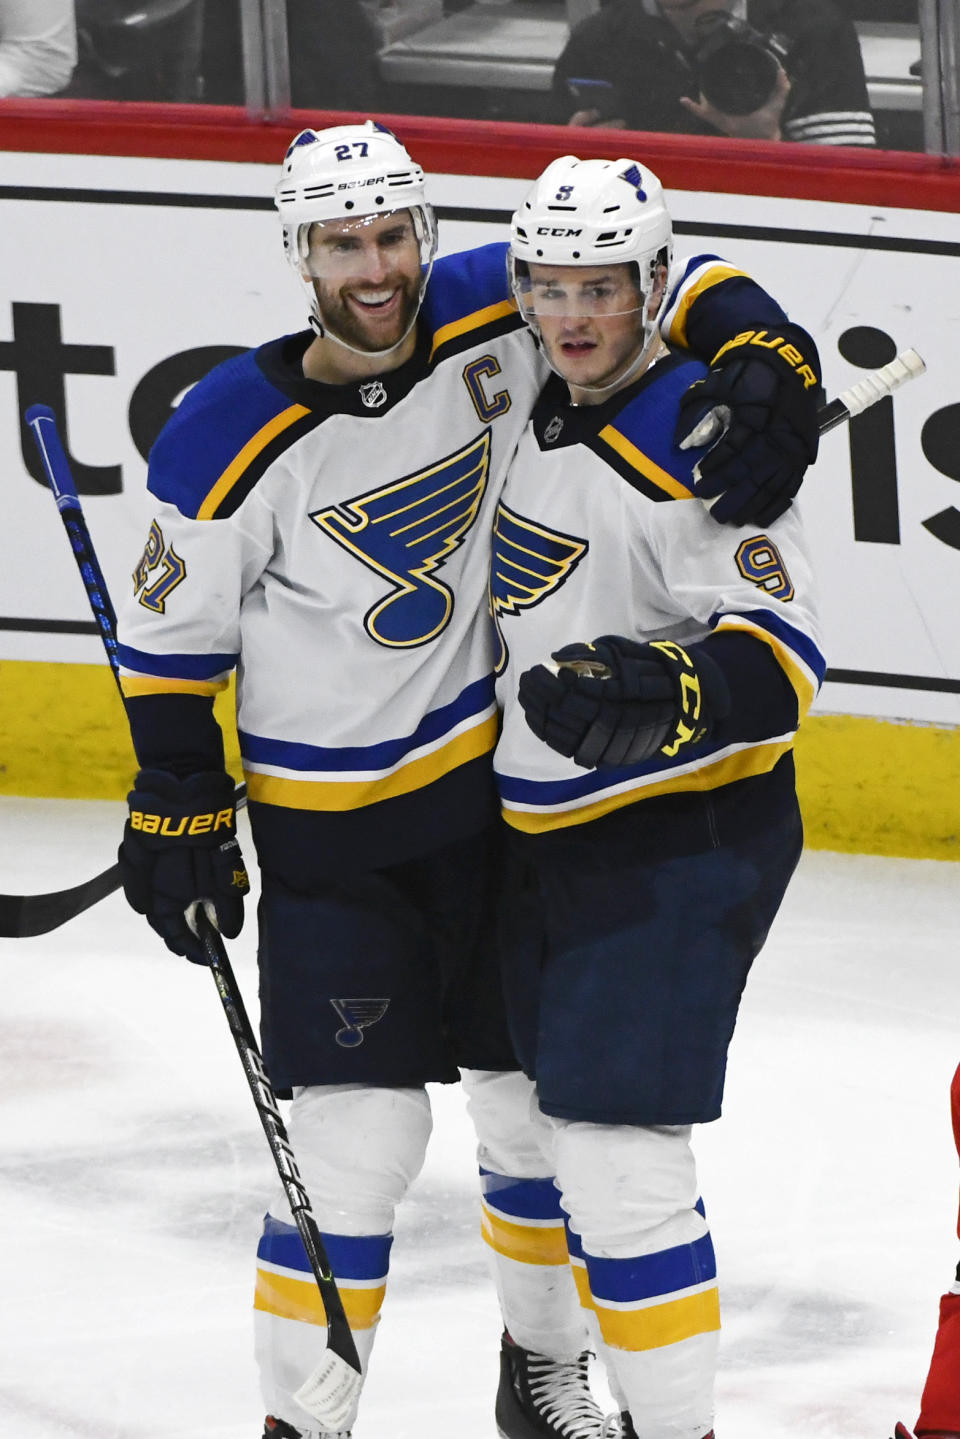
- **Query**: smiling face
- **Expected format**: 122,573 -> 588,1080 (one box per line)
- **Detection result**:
303,209 -> 424,356
526,262 -> 664,402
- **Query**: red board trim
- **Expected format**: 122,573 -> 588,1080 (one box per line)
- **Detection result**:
1,99 -> 959,212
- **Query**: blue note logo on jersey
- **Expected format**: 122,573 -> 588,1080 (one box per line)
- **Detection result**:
490,502 -> 588,671
311,431 -> 491,648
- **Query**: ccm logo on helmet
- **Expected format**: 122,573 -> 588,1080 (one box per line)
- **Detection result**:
536,227 -> 584,237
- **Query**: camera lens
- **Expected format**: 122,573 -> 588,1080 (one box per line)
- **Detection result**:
697,37 -> 780,115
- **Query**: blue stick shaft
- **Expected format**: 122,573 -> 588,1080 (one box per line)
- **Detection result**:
26,404 -> 121,690
23,403 -> 359,1383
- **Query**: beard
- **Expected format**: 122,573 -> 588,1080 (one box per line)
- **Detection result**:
315,273 -> 421,354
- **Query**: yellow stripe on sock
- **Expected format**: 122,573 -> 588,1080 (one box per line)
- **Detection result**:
594,1286 -> 721,1352
480,1201 -> 570,1266
254,1268 -> 384,1329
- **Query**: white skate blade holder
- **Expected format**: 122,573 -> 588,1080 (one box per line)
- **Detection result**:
295,1350 -> 363,1431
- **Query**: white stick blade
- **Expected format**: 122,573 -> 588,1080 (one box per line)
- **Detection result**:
294,1350 -> 363,1431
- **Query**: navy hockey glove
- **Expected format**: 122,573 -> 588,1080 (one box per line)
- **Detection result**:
119,769 -> 249,965
518,635 -> 730,770
676,326 -> 822,527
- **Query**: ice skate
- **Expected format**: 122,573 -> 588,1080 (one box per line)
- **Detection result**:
262,1416 -> 352,1439
495,1330 -> 613,1439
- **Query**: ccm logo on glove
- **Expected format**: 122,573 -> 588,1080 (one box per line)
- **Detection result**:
519,633 -> 730,771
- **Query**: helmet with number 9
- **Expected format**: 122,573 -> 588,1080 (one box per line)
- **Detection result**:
274,121 -> 438,348
509,155 -> 673,355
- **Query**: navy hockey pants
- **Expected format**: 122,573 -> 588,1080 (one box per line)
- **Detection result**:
499,797 -> 803,1126
257,823 -> 518,1092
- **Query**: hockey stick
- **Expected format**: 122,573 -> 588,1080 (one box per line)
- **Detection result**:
21,405 -> 364,1428
24,404 -> 249,800
681,345 -> 926,451
4,348 -> 926,939
0,862 -> 122,940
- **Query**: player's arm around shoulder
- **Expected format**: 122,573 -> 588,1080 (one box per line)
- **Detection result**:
661,255 -> 823,529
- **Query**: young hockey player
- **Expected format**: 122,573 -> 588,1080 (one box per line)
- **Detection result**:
490,152 -> 826,1438
892,1061 -> 960,1439
113,122 -> 822,1438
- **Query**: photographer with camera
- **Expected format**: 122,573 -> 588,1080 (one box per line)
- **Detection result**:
555,0 -> 876,146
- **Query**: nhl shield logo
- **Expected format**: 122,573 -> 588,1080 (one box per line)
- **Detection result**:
359,380 -> 388,409
544,415 -> 564,444
330,998 -> 390,1047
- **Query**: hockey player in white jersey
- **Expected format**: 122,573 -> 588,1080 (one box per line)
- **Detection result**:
491,154 -> 826,1439
113,122 -> 824,1439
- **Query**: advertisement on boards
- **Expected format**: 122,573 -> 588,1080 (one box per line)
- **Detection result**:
0,151 -> 958,726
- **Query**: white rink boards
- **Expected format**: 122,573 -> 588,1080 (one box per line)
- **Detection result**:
0,152 -> 958,725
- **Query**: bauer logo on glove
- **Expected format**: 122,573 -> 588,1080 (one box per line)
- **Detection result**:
674,321 -> 823,528
119,768 -> 250,964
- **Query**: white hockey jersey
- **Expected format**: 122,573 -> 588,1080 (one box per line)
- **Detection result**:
116,242 -> 805,876
492,353 -> 826,836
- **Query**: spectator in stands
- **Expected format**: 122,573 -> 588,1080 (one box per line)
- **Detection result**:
554,0 -> 876,146
0,0 -> 76,97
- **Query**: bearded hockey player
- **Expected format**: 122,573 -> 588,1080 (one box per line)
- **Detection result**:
114,122 -> 823,1438
490,153 -> 825,1438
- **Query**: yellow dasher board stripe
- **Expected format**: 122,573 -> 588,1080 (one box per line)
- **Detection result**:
120,675 -> 229,698
502,738 -> 794,833
481,1200 -> 571,1266
429,298 -> 519,360
714,615 -> 818,719
597,425 -> 694,500
196,404 -> 312,520
664,264 -> 749,348
254,1267 -> 384,1329
594,1285 -> 721,1352
245,712 -> 498,811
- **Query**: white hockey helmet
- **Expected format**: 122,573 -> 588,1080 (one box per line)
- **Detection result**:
509,155 -> 673,352
274,121 -> 438,347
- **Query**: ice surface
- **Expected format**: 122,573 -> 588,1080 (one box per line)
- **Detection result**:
0,796 -> 957,1438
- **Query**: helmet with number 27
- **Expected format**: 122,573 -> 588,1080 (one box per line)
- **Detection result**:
274,121 -> 438,350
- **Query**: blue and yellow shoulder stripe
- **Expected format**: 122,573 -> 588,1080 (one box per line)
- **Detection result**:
147,343 -> 324,522
661,253 -> 751,349
422,243 -> 525,366
589,355 -> 707,503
